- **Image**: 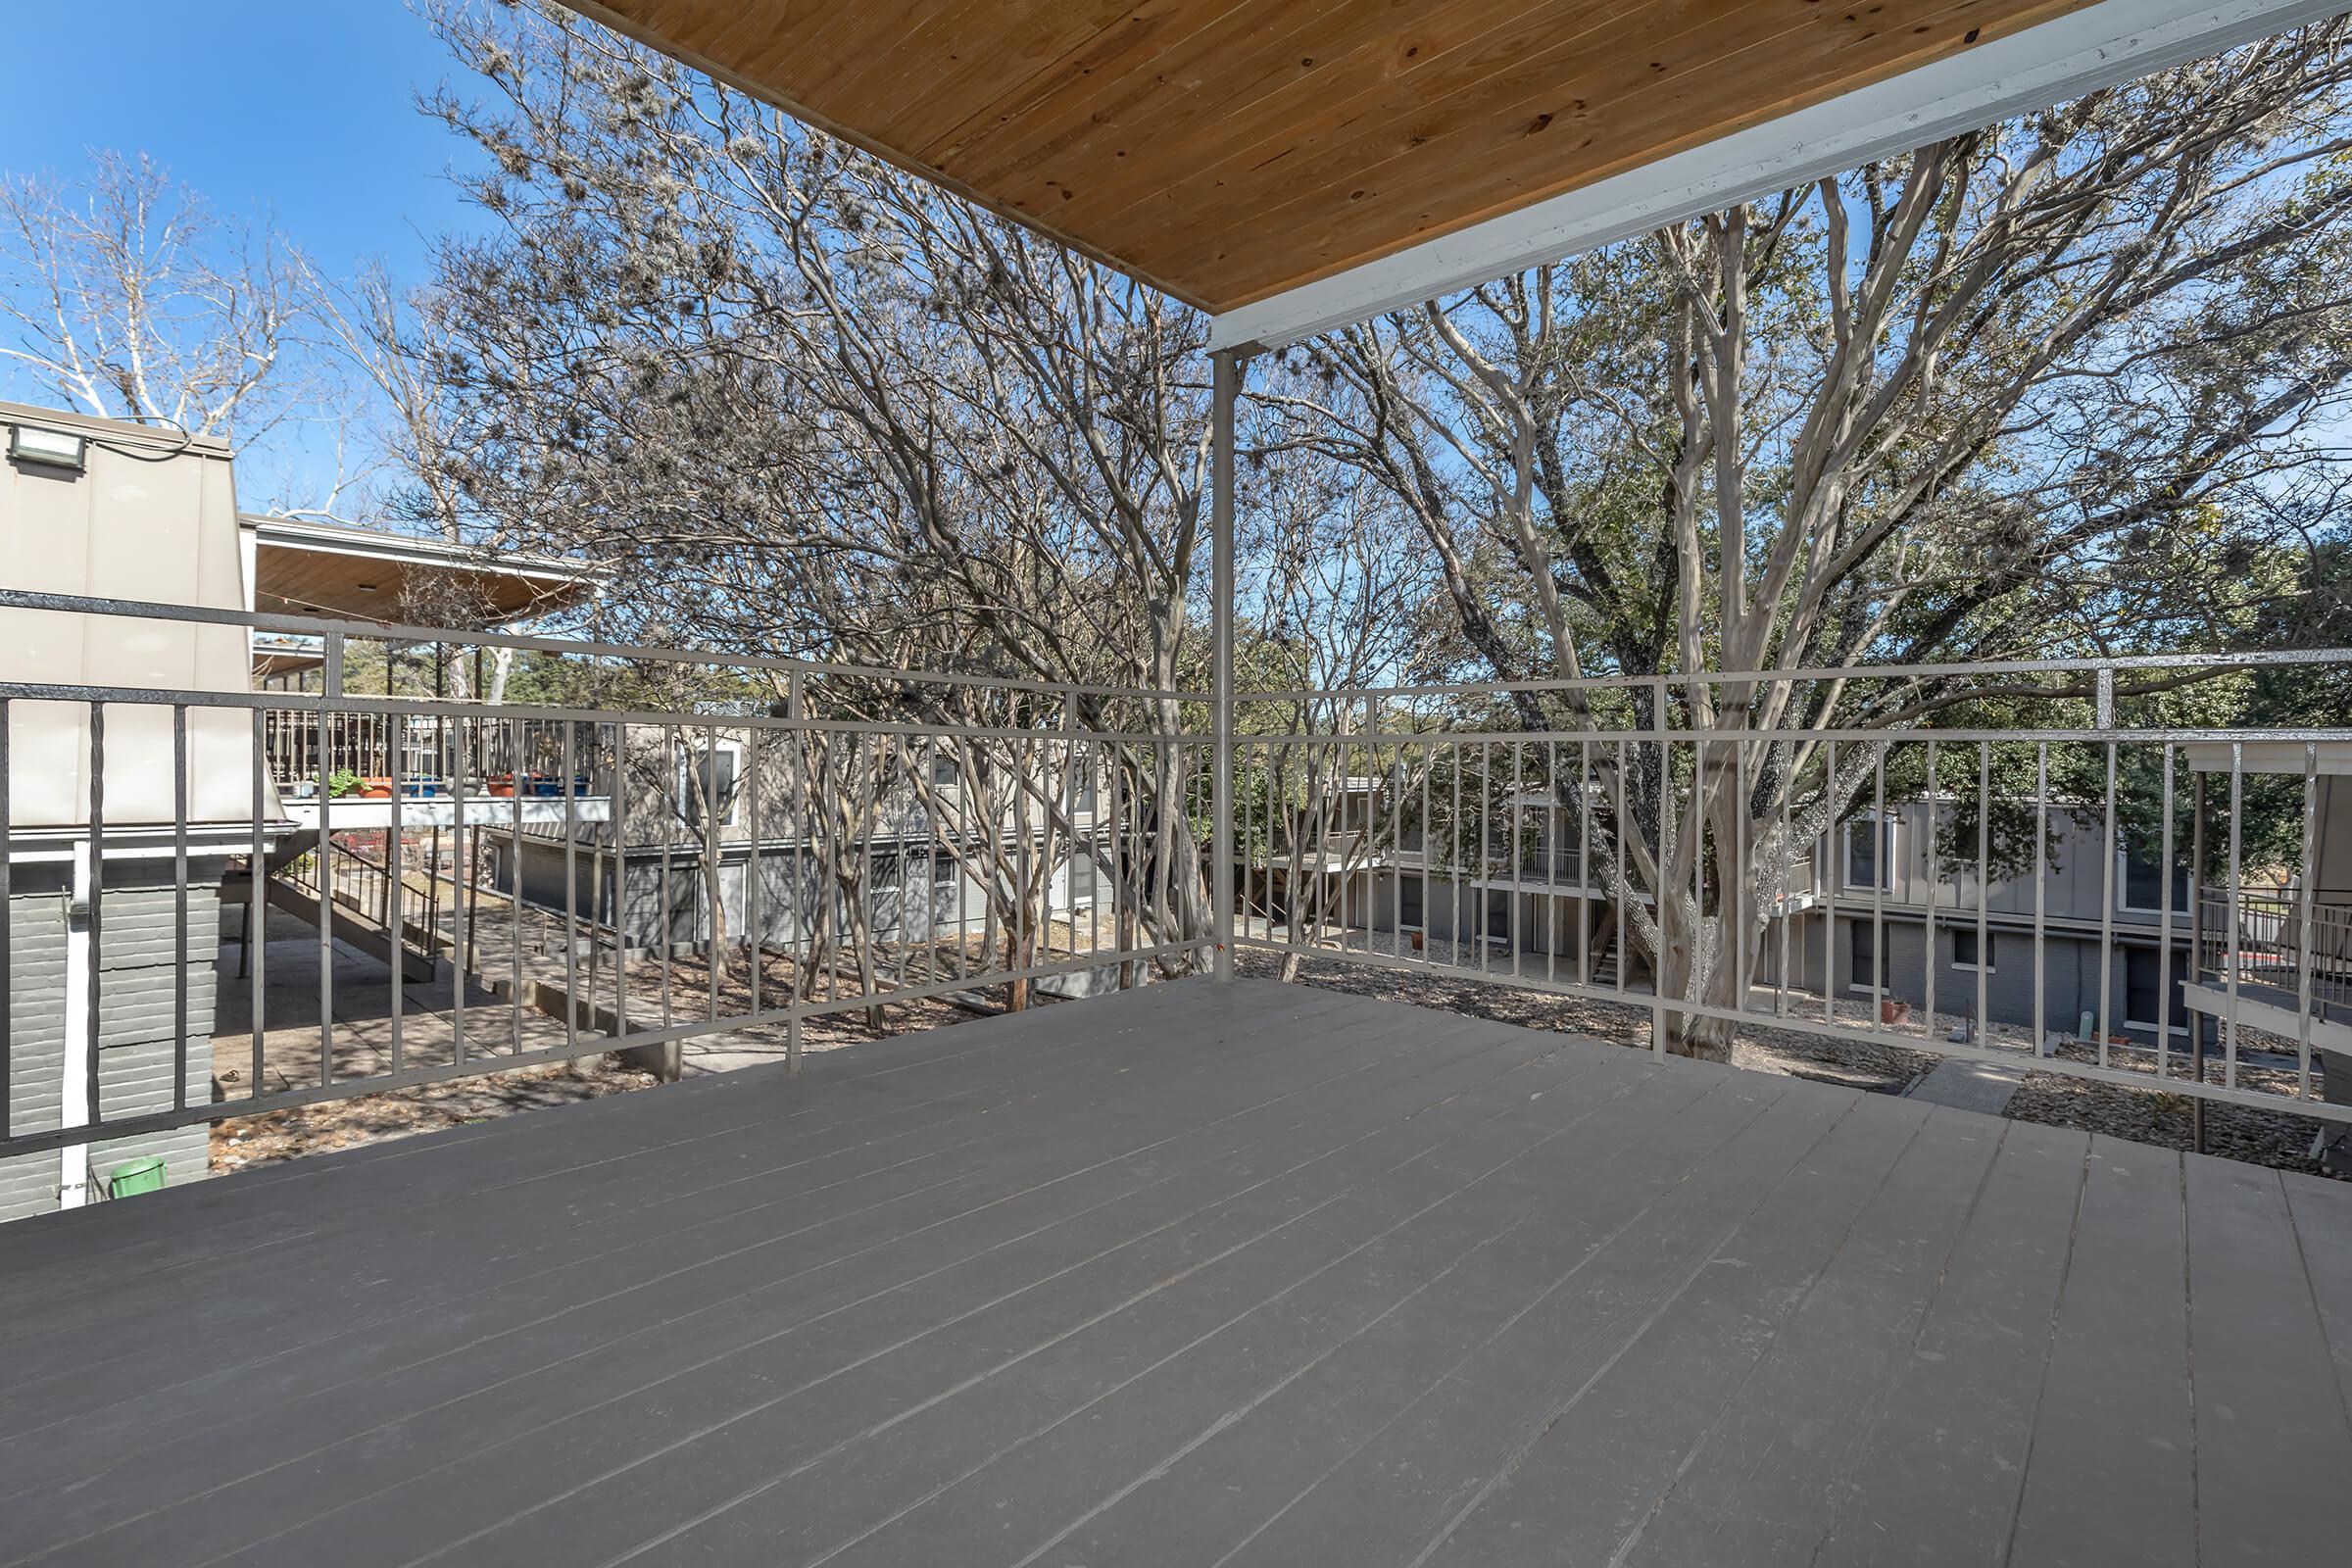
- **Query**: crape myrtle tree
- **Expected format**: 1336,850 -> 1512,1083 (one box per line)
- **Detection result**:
1271,21 -> 2352,1056
396,1 -> 1411,1004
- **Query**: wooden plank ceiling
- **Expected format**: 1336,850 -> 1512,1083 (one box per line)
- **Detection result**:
570,0 -> 2093,314
253,540 -> 590,624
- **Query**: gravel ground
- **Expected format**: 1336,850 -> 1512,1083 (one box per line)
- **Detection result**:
212,919 -> 2348,1184
2004,1028 -> 2343,1177
1240,926 -> 2349,1182
1232,936 -> 1943,1094
211,1056 -> 663,1173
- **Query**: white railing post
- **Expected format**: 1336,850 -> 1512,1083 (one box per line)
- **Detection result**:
1210,347 -> 1242,984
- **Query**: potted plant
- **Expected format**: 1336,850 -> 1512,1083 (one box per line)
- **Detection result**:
359,775 -> 395,799
325,768 -> 364,800
486,773 -> 517,799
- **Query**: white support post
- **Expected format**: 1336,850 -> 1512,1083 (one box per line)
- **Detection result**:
1210,349 -> 1241,983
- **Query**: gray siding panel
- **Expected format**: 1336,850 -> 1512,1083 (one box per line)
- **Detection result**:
3,876 -> 222,1222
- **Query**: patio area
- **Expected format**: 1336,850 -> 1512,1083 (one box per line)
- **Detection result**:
2,977 -> 2347,1567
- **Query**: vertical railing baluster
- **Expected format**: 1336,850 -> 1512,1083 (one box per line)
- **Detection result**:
172,705 -> 189,1112
1103,733 -> 1120,983
389,708 -> 405,1076
0,699 -> 12,1138
1509,737 -> 1524,981
2034,744 -> 2048,1063
250,708 -> 267,1102
1771,735 -> 1788,1016
660,723 -> 676,1030
747,722 -> 762,1018
1823,738 -> 1838,1029
1872,742 -> 1887,1032
1451,734 -> 1464,970
510,717 -> 525,1052
1546,736 -> 1559,986
451,719 -> 467,1069
614,720 -> 630,1044
704,721 -> 720,1024
562,718 -> 578,1059
1975,742 -> 1991,1049
1614,736 -> 1629,1004
2098,740 -> 2118,1066
2226,746 -> 2244,1089
784,676 -> 804,1067
2156,744 -> 2176,1081
85,703 -> 105,1132
1733,728 -> 1747,1019
1923,739 -> 1940,1045
1577,737 -> 1591,990
2297,743 -> 2320,1101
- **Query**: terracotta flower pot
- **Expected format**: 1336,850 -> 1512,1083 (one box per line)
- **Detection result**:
1880,998 -> 1911,1026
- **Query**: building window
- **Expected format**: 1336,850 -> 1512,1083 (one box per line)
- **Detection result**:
930,851 -> 959,887
1952,928 -> 1995,971
679,739 -> 742,828
2120,837 -> 2192,913
1849,918 -> 1880,992
2125,946 -> 2186,1033
1844,816 -> 1893,891
930,754 -> 960,789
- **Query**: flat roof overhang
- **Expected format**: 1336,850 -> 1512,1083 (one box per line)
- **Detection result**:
243,514 -> 603,626
564,0 -> 2338,350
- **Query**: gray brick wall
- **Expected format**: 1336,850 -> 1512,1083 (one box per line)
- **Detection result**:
2,862 -> 222,1223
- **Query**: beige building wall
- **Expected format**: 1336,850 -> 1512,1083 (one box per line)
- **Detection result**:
1,402 -> 264,828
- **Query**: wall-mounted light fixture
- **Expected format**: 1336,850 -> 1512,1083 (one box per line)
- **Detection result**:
8,424 -> 88,473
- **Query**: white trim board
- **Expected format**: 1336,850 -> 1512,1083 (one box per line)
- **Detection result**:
1208,0 -> 2341,351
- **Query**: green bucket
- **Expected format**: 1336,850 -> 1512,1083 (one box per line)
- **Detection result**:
106,1157 -> 168,1200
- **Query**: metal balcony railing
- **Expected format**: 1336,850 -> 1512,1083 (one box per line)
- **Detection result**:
8,585 -> 2352,1190
1237,656 -> 2352,1123
2197,885 -> 2352,1016
0,591 -> 1215,1170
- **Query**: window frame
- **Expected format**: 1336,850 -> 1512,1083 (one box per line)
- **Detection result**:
1846,916 -> 1882,996
677,737 -> 744,830
1843,813 -> 1894,893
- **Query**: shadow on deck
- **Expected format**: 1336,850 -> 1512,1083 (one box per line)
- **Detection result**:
2,978 -> 2348,1566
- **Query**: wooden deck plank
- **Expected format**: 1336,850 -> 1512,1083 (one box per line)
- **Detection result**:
1,981 -> 2347,1568
2283,1172 -> 2352,1439
2008,1136 -> 2196,1568
1601,1107 -> 2013,1567
375,1039 -> 1743,1566
0,991 -> 1457,1527
1809,1119 -> 2089,1567
2181,1152 -> 2352,1563
0,988 -> 1389,1463
1035,1084 -> 1887,1568
0,985 -> 1362,1373
0,977 -> 1343,1285
25,1007 -> 1625,1565
1334,1091 -> 1938,1568
0,985 -> 1361,1363
795,1075 -> 1836,1568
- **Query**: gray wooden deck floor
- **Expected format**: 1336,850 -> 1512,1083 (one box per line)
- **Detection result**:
2,977 -> 2348,1567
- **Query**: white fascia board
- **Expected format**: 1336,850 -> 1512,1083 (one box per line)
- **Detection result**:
1207,0 -> 2341,351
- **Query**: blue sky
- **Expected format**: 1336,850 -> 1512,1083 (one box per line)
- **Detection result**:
0,1 -> 483,505
2,1 -> 469,281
